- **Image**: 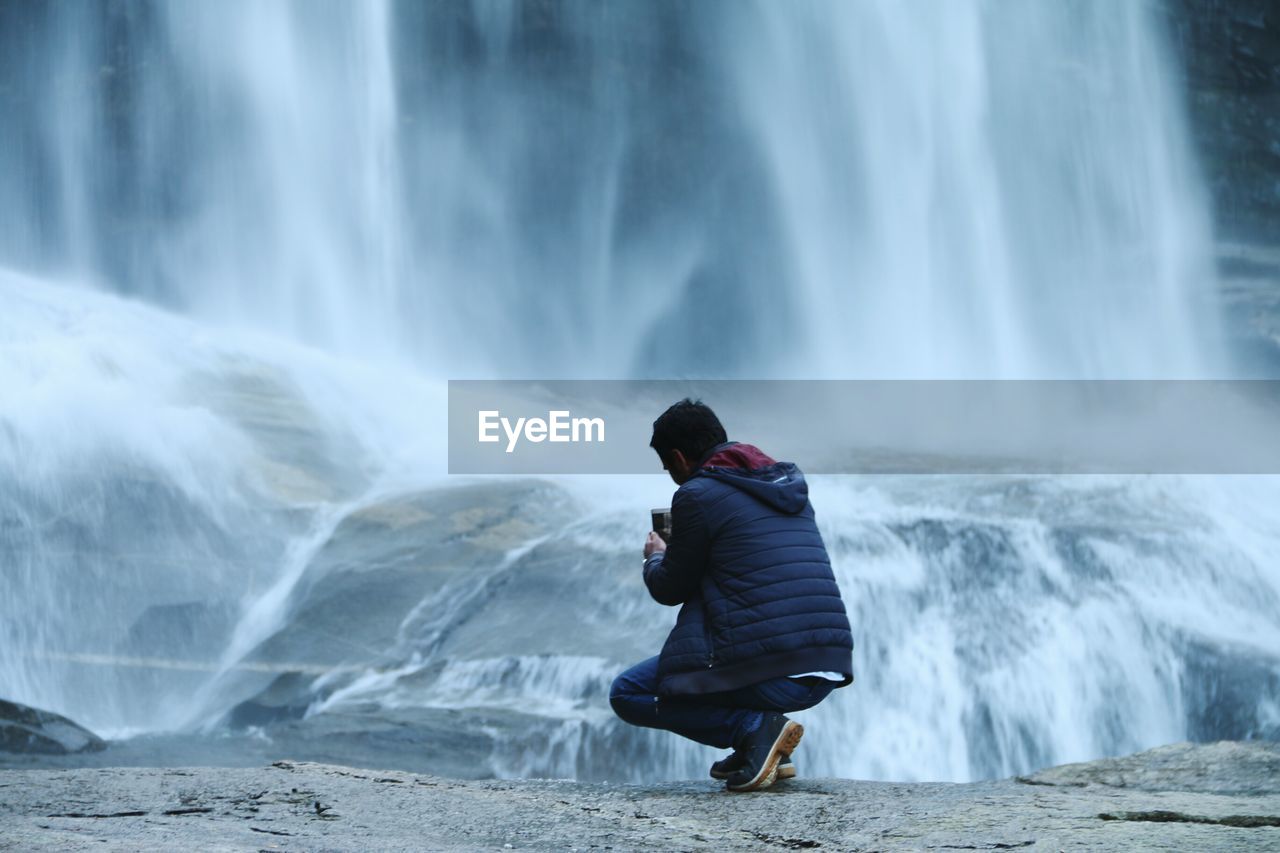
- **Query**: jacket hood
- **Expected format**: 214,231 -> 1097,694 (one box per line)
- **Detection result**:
695,442 -> 809,514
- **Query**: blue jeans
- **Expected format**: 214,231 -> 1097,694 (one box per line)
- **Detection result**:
609,656 -> 835,749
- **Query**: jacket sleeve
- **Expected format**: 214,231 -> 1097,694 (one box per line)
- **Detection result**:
643,485 -> 711,606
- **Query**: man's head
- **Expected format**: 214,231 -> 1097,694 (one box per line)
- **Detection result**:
650,398 -> 727,485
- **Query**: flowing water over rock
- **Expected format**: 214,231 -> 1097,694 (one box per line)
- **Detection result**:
0,2 -> 1277,783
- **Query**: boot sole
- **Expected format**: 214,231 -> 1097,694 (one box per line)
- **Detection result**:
726,721 -> 804,792
711,761 -> 796,781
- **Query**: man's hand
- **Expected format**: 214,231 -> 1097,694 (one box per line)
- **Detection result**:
644,531 -> 667,559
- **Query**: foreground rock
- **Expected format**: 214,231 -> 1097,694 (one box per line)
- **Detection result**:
1020,739 -> 1280,796
0,699 -> 106,756
1,742 -> 1277,851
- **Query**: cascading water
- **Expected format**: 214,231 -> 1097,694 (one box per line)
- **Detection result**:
0,1 -> 1276,782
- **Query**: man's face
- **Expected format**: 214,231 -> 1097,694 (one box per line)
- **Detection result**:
660,449 -> 693,486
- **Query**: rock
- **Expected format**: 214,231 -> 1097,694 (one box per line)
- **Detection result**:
212,478 -> 658,733
1161,0 -> 1280,242
0,698 -> 107,755
1019,740 -> 1280,795
1155,1 -> 1280,369
1,742 -> 1279,850
225,672 -> 316,728
235,480 -> 580,674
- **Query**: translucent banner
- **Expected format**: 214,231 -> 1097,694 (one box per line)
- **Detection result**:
448,380 -> 1280,475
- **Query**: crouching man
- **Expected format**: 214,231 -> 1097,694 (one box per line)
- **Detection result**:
610,399 -> 853,792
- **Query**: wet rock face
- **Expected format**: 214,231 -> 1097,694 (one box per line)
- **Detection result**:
203,478 -> 682,784
1162,0 -> 1280,241
0,698 -> 106,755
1160,0 -> 1280,368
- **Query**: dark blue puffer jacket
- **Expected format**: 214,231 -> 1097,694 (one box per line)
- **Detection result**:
643,441 -> 854,696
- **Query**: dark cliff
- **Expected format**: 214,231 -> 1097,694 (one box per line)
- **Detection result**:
1162,0 -> 1280,242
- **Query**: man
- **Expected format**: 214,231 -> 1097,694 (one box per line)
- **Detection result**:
610,399 -> 854,792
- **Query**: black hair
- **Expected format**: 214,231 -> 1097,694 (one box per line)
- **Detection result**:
650,398 -> 727,466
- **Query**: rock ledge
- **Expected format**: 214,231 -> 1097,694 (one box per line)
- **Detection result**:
1,742 -> 1278,851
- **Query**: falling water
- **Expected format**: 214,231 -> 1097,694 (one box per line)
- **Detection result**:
0,0 -> 1226,377
0,2 -> 1274,782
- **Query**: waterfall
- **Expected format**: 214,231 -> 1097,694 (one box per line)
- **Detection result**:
1,2 -> 1274,781
0,1 -> 1225,377
731,1 -> 1225,378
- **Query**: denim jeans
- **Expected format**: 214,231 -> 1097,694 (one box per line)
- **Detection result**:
609,656 -> 836,749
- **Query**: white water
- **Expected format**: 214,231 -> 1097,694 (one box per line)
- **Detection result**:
0,2 -> 1275,781
733,1 -> 1224,377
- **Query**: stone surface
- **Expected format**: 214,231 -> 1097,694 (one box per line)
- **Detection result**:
0,699 -> 106,756
1,742 -> 1278,851
1021,740 -> 1280,795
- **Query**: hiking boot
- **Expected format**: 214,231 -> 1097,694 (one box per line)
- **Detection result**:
724,713 -> 804,792
710,752 -> 794,781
